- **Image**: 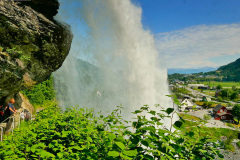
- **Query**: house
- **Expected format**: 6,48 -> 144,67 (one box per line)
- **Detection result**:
202,96 -> 211,102
198,85 -> 210,90
188,84 -> 204,88
169,85 -> 175,91
173,80 -> 184,85
211,86 -> 217,90
179,98 -> 194,111
212,104 -> 233,121
179,98 -> 202,111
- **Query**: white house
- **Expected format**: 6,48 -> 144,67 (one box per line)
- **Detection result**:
179,98 -> 202,111
180,98 -> 194,111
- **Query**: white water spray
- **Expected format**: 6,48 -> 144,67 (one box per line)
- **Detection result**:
54,0 -> 172,117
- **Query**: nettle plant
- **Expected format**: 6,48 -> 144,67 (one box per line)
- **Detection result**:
0,98 -> 223,160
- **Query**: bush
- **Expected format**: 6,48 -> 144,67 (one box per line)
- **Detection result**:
21,76 -> 55,106
236,141 -> 240,148
203,114 -> 212,120
227,123 -> 234,128
217,96 -> 223,101
0,103 -> 224,159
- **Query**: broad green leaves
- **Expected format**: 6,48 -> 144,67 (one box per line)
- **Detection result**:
0,100 -> 223,160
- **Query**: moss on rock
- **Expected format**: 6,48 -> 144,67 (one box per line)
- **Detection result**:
0,1 -> 73,104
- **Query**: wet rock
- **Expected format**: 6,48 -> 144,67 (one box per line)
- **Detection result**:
0,1 -> 73,103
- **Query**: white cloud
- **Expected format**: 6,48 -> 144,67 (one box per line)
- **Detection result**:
156,24 -> 240,68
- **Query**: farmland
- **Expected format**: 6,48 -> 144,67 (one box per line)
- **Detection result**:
201,81 -> 240,88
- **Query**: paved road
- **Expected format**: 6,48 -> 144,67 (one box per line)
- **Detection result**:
184,110 -> 240,131
178,85 -> 237,105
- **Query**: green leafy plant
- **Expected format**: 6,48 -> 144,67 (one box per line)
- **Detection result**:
0,97 -> 224,159
203,114 -> 212,120
21,76 -> 56,106
236,141 -> 240,148
232,104 -> 240,124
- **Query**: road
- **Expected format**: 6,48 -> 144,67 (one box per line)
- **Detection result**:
177,85 -> 236,105
184,110 -> 240,131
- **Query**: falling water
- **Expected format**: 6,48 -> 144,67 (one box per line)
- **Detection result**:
54,0 -> 172,117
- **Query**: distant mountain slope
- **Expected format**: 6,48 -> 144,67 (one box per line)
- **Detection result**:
216,58 -> 240,81
168,67 -> 217,74
168,57 -> 240,82
218,58 -> 240,71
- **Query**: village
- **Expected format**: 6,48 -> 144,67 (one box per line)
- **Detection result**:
170,80 -> 240,130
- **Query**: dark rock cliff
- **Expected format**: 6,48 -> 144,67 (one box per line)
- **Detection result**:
0,0 -> 73,104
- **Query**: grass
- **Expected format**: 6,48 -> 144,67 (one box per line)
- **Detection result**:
180,113 -> 202,122
201,81 -> 240,88
195,101 -> 228,108
179,113 -> 239,151
225,119 -> 240,129
192,88 -> 216,97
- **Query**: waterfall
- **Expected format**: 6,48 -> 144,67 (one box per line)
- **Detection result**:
54,0 -> 172,117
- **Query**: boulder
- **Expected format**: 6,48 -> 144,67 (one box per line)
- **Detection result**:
0,1 -> 73,104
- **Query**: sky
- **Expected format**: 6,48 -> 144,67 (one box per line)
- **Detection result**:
58,0 -> 240,69
132,0 -> 240,69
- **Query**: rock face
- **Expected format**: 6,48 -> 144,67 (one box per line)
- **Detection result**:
0,1 -> 73,104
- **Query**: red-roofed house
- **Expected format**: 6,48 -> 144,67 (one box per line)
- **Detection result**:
213,104 -> 233,121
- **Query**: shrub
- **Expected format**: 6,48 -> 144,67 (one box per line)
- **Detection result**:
236,141 -> 240,148
21,76 -> 55,106
227,123 -> 234,128
0,103 -> 224,159
217,96 -> 223,101
203,114 -> 212,120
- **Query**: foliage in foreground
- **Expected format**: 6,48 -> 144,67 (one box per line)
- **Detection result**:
0,102 -> 223,160
179,113 -> 238,151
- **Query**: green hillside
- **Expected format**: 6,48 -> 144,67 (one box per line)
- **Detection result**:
168,58 -> 240,82
217,58 -> 240,81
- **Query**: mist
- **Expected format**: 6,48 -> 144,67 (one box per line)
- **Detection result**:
54,0 -> 172,117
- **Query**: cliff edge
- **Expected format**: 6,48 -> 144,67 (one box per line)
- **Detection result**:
0,0 -> 72,105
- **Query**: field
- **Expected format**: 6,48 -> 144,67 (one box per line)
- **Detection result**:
195,101 -> 228,108
201,81 -> 240,88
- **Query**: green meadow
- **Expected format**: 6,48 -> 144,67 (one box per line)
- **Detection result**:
201,81 -> 240,88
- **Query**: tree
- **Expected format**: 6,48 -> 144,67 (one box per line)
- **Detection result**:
232,85 -> 237,91
219,89 -> 234,100
230,91 -> 238,100
217,96 -> 223,101
232,104 -> 240,124
216,85 -> 222,90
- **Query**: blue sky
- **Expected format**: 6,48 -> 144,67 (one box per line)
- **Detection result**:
130,0 -> 240,69
134,0 -> 240,33
58,0 -> 240,69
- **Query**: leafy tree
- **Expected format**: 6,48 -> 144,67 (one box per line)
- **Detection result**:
232,104 -> 240,124
217,96 -> 223,101
216,85 -> 223,90
232,85 -> 237,91
21,76 -> 55,105
230,91 -> 239,100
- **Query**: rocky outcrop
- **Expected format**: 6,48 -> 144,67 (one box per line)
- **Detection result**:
0,1 -> 73,104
